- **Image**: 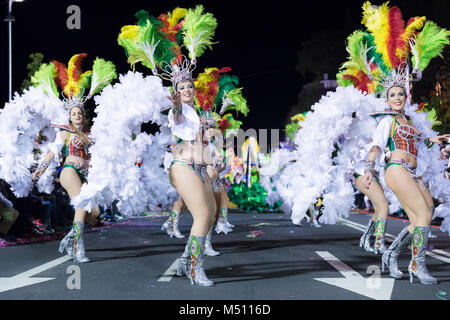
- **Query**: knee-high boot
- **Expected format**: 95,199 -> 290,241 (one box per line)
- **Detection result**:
359,218 -> 375,252
408,226 -> 437,285
381,227 -> 411,278
187,235 -> 214,287
373,219 -> 387,254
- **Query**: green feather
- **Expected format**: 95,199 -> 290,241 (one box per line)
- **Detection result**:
118,29 -> 154,70
88,58 -> 117,96
285,122 -> 300,140
182,5 -> 218,59
77,71 -> 93,98
412,21 -> 450,71
343,30 -> 366,71
135,10 -> 150,27
227,116 -> 242,130
362,33 -> 389,74
31,63 -> 59,97
215,74 -> 239,106
336,70 -> 353,87
223,88 -> 249,117
118,11 -> 178,71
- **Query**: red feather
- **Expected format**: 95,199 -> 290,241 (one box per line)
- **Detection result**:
71,53 -> 88,82
52,60 -> 68,89
218,67 -> 232,74
343,71 -> 372,94
387,6 -> 406,68
218,119 -> 231,133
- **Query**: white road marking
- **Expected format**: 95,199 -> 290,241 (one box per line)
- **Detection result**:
0,255 -> 73,293
157,259 -> 179,282
314,251 -> 395,300
339,218 -> 450,264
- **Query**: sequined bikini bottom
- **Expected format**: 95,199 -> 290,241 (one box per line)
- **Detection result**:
385,159 -> 417,178
170,159 -> 208,183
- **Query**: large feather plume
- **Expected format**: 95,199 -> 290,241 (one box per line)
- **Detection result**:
88,58 -> 118,97
118,10 -> 178,71
411,21 -> 450,71
194,67 -> 230,111
182,5 -> 218,61
30,63 -> 59,98
221,88 -> 249,117
64,53 -> 92,98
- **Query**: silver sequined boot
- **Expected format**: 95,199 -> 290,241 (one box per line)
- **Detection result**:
72,221 -> 90,263
187,235 -> 214,287
220,208 -> 234,228
359,218 -> 375,252
205,227 -> 220,256
58,227 -> 75,257
215,208 -> 233,234
176,238 -> 190,277
161,210 -> 185,239
408,226 -> 437,285
373,219 -> 387,254
381,227 -> 411,279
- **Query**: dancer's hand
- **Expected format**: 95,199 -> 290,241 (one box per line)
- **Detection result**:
168,92 -> 181,110
429,134 -> 450,144
31,170 -> 42,181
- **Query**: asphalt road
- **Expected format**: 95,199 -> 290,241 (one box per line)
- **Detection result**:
0,210 -> 449,302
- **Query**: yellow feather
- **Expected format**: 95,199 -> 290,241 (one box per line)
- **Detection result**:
396,16 -> 426,60
194,67 -> 218,92
362,1 -> 392,69
167,7 -> 187,28
64,54 -> 82,97
119,25 -> 140,41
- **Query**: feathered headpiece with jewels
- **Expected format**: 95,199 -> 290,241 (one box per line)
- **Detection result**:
337,1 -> 450,97
118,5 -> 217,89
31,53 -> 118,112
194,66 -> 249,132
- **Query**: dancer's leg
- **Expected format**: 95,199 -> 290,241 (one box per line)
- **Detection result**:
60,167 -> 89,263
355,176 -> 389,252
385,165 -> 436,284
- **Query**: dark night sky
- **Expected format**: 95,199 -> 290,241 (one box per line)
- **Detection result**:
0,0 -> 448,138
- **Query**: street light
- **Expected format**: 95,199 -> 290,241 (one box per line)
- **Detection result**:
4,0 -> 25,102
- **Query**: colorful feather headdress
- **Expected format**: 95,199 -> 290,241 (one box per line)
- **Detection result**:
118,5 -> 217,88
337,1 -> 450,97
31,53 -> 117,112
194,66 -> 249,131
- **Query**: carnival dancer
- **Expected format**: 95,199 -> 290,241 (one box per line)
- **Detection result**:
31,54 -> 117,263
338,2 -> 450,284
363,76 -> 449,284
161,66 -> 249,244
262,4 -> 450,281
118,5 -> 221,286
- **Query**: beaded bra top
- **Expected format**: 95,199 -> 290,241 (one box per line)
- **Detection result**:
52,124 -> 90,160
388,117 -> 419,159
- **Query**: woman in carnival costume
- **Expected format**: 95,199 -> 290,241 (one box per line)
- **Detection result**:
339,2 -> 450,284
263,2 -> 450,284
117,5 -> 222,286
162,66 -> 249,257
0,54 -> 117,263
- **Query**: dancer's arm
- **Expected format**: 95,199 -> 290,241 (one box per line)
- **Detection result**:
362,116 -> 392,189
425,134 -> 450,148
32,131 -> 68,180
